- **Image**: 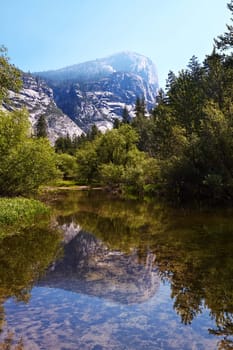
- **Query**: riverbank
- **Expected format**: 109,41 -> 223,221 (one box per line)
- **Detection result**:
0,197 -> 50,238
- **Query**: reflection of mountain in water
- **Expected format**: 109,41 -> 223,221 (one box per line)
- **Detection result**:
39,223 -> 159,304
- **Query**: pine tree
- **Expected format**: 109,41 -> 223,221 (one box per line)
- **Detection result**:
113,118 -> 120,129
122,106 -> 130,124
135,97 -> 146,118
215,1 -> 233,51
87,124 -> 101,141
165,71 -> 176,92
35,115 -> 47,138
155,88 -> 167,105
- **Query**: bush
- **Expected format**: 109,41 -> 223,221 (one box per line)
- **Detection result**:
0,110 -> 59,196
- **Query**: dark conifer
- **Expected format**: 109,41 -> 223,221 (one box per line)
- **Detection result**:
113,118 -> 120,129
215,1 -> 233,50
35,115 -> 47,138
122,106 -> 130,124
135,97 -> 146,118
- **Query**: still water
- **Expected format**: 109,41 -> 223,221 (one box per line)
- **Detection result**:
1,190 -> 233,349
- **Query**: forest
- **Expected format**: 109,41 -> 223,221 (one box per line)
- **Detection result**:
1,1 -> 233,205
54,1 -> 233,204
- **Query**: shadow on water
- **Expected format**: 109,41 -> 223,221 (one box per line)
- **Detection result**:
1,189 -> 233,349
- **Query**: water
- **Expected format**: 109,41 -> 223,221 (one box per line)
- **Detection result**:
1,190 -> 233,349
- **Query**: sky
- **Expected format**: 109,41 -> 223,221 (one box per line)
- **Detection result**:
1,0 -> 230,88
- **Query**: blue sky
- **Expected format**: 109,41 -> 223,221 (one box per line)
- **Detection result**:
1,0 -> 230,88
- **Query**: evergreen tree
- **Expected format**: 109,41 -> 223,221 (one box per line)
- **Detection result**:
165,70 -> 176,92
35,115 -> 47,138
87,124 -> 101,141
55,134 -> 73,154
155,88 -> 167,105
187,55 -> 202,78
122,106 -> 130,124
166,66 -> 205,133
135,96 -> 146,118
72,133 -> 87,149
113,118 -> 120,129
215,1 -> 233,51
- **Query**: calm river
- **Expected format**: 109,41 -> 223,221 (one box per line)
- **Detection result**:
1,190 -> 233,349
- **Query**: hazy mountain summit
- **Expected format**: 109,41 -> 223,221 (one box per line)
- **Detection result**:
35,52 -> 159,132
36,51 -> 158,85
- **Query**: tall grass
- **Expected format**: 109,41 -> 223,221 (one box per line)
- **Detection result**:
0,198 -> 50,236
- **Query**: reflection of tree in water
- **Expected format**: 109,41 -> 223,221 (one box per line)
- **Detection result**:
0,225 -> 62,335
53,190 -> 165,256
209,313 -> 233,349
0,330 -> 24,349
50,190 -> 233,346
0,305 -> 4,335
152,218 -> 233,347
216,338 -> 233,350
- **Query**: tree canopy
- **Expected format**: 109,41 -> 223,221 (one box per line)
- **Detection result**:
0,46 -> 22,103
0,48 -> 60,196
0,109 -> 59,196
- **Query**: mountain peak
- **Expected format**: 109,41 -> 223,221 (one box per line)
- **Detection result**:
102,51 -> 158,85
35,51 -> 158,86
34,52 -> 159,132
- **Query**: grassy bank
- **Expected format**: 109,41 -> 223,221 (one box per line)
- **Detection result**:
0,197 -> 50,237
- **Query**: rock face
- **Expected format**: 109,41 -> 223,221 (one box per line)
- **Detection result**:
39,224 -> 159,304
6,73 -> 83,143
35,52 -> 159,132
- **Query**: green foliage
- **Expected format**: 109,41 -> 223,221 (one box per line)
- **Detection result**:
0,50 -> 60,196
123,148 -> 160,195
99,163 -> 125,187
0,108 -> 29,157
0,46 -> 22,103
0,198 -> 49,235
156,101 -> 233,203
136,34 -> 233,203
58,27 -> 233,203
76,141 -> 99,184
55,126 -> 100,156
35,114 -> 47,138
214,1 -> 233,51
57,153 -> 78,180
28,3 -> 233,203
87,124 -> 101,141
0,138 -> 59,196
96,124 -> 138,165
135,96 -> 146,118
165,61 -> 205,133
55,133 -> 74,154
75,124 -> 158,195
113,118 -> 120,129
131,112 -> 154,154
0,221 -> 61,301
122,106 -> 130,124
0,109 -> 59,196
